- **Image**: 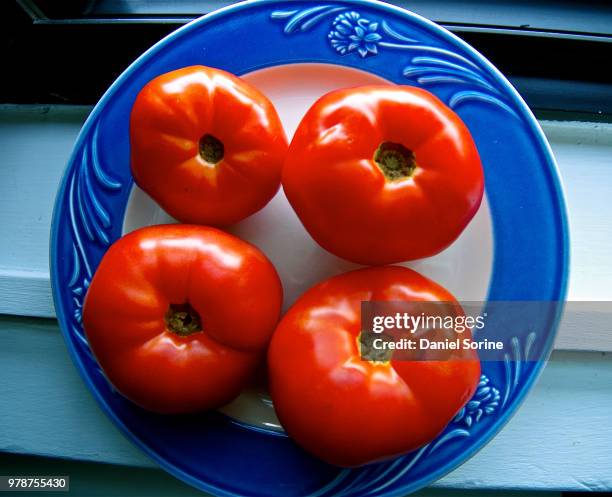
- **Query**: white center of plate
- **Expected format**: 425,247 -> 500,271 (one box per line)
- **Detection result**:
122,63 -> 493,431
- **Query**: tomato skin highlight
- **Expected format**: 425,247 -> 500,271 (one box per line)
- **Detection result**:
130,65 -> 288,227
282,85 -> 484,265
268,266 -> 480,467
83,225 -> 283,414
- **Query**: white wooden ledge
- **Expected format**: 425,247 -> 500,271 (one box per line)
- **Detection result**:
1,105 -> 612,493
1,105 -> 611,350
1,319 -> 610,492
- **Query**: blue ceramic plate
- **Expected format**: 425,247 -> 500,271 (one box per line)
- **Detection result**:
50,1 -> 569,496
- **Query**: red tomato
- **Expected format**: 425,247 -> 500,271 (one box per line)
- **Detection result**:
83,225 -> 282,413
130,66 -> 288,226
268,266 -> 480,467
282,85 -> 484,265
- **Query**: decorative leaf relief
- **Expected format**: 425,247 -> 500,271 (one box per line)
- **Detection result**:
270,6 -> 345,34
453,374 -> 501,427
270,6 -> 518,117
502,331 -> 537,407
328,11 -> 382,57
67,119 -> 121,368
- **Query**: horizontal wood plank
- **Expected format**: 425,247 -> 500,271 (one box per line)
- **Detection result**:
1,105 -> 611,350
0,105 -> 89,319
0,454 -> 560,497
0,270 -> 53,318
1,317 -> 610,491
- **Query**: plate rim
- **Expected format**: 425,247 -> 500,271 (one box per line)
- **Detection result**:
49,1 -> 570,496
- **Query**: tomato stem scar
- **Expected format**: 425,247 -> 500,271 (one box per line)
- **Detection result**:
165,303 -> 202,336
374,142 -> 416,180
199,134 -> 224,164
357,332 -> 394,363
